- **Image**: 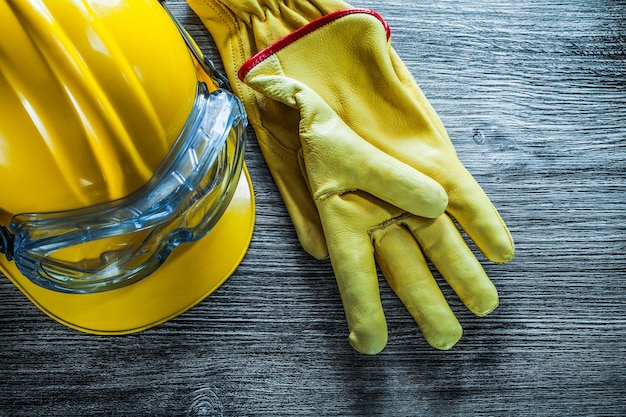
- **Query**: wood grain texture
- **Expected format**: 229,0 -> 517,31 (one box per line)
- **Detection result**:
1,1 -> 625,416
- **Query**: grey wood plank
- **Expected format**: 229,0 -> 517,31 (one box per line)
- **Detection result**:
1,0 -> 625,416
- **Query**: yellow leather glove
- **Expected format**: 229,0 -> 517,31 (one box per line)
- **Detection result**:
188,0 -> 515,353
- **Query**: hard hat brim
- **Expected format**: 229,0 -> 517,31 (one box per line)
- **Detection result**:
0,165 -> 255,334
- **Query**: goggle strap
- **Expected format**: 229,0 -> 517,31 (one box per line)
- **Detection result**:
202,55 -> 231,90
0,225 -> 15,261
159,0 -> 231,90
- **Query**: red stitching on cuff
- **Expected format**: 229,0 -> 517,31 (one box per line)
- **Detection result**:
238,8 -> 390,81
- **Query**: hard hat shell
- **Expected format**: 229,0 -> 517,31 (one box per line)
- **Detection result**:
0,0 -> 254,333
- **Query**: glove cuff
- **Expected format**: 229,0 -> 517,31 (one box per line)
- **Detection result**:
187,0 -> 349,76
238,8 -> 389,81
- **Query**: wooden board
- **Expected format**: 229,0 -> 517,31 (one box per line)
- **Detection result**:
1,1 -> 624,415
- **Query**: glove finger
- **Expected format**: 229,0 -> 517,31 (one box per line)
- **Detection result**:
446,168 -> 515,264
243,90 -> 328,259
269,156 -> 328,260
404,215 -> 499,317
318,193 -> 390,355
349,141 -> 448,219
372,222 -> 462,350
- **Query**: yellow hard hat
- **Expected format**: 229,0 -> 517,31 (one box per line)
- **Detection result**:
0,0 -> 255,333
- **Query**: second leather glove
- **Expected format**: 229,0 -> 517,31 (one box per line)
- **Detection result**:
188,0 -> 514,353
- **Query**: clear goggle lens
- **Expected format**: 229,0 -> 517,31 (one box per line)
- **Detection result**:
9,83 -> 246,293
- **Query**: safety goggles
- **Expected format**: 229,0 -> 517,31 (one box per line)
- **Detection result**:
0,3 -> 247,294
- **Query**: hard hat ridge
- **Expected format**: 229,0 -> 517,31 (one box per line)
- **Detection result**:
5,0 -> 167,202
